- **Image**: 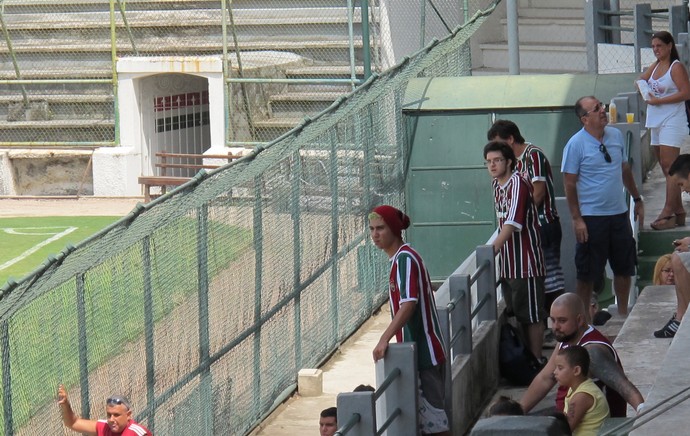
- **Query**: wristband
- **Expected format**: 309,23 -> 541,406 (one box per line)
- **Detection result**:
636,402 -> 645,413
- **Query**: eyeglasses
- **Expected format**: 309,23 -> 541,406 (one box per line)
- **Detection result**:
599,143 -> 612,163
585,102 -> 605,116
662,268 -> 673,273
484,158 -> 505,167
106,396 -> 131,410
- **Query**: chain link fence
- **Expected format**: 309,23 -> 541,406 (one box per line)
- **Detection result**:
0,0 -> 492,146
0,2 -> 498,435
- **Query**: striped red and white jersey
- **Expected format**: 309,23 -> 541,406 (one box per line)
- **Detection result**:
515,143 -> 559,225
388,244 -> 446,369
492,171 -> 545,279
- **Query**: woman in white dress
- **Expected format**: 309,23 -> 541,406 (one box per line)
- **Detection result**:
639,31 -> 690,230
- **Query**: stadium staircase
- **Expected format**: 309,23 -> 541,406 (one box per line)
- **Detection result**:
0,0 -> 374,143
473,0 -> 587,74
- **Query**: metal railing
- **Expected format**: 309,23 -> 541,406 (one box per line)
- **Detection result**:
336,344 -> 419,435
586,0 -> 688,73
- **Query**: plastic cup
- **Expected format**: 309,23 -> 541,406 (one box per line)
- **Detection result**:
626,113 -> 634,123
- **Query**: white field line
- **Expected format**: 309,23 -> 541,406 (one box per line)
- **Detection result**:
0,226 -> 78,271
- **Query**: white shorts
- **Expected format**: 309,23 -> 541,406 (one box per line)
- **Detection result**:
650,124 -> 688,147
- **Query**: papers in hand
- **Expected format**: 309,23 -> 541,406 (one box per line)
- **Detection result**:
636,80 -> 652,101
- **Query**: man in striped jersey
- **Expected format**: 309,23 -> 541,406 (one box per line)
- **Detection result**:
484,141 -> 547,362
370,205 -> 450,435
488,120 -> 565,317
58,385 -> 152,435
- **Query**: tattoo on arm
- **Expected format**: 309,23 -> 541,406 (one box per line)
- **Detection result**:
587,344 -> 643,405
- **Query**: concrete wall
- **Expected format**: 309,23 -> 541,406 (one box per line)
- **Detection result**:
0,149 -> 93,196
450,317 -> 501,435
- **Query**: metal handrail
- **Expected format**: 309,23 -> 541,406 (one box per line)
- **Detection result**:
470,259 -> 490,284
375,408 -> 401,435
373,367 -> 401,401
334,413 -> 360,436
470,292 -> 492,319
600,384 -> 690,435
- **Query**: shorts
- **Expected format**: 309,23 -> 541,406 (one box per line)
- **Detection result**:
419,364 -> 446,409
502,277 -> 546,324
575,213 -> 636,282
540,219 -> 565,294
650,124 -> 688,147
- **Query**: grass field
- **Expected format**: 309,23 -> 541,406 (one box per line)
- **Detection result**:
0,216 -> 121,287
1,215 -> 253,431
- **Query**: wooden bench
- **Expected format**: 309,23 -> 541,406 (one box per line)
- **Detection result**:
138,151 -> 240,202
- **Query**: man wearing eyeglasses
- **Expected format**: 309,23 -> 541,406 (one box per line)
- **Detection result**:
484,140 -> 546,362
58,385 -> 152,435
561,96 -> 644,321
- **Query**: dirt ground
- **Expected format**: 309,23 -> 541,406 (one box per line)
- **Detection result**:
0,197 -> 143,218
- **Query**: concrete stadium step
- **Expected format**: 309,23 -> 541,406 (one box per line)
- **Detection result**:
0,119 -> 115,142
500,17 -> 585,44
0,94 -> 113,120
252,117 -> 304,141
517,6 -> 584,20
4,7 -> 369,27
478,42 -> 588,72
285,65 -> 364,93
612,285 -> 676,412
269,91 -> 348,118
1,0 -> 348,13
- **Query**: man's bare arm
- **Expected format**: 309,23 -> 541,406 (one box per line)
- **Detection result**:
58,385 -> 98,435
520,347 -> 558,413
586,344 -> 644,409
532,180 -> 546,208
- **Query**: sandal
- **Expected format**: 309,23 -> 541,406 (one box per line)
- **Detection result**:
676,212 -> 687,226
650,215 -> 677,230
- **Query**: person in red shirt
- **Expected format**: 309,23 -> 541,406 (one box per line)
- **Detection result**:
58,385 -> 152,436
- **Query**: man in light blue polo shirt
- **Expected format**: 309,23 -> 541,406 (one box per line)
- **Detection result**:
561,96 -> 644,320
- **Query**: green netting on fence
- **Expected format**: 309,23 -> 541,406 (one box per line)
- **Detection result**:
0,3 -> 497,435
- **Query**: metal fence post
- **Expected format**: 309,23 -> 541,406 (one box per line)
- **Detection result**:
197,204 -> 212,433
634,4 -> 652,73
337,392 -> 375,434
252,176 -> 263,419
1,321 -> 12,436
585,0 -> 606,73
378,343 -> 418,436
669,6 -> 687,41
292,153 -> 303,369
361,0 -> 372,79
75,273 -> 90,420
141,238 -> 155,430
610,0 -> 621,44
475,245 -> 497,323
506,0 -> 520,74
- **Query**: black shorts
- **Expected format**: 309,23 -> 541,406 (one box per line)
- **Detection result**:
575,212 -> 636,282
502,277 -> 546,324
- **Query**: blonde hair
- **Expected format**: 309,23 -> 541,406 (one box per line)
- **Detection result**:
653,254 -> 673,285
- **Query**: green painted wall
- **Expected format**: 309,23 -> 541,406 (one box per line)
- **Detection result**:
403,73 -> 639,280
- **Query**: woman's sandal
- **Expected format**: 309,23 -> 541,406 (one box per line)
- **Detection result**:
650,215 -> 678,230
676,212 -> 687,226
